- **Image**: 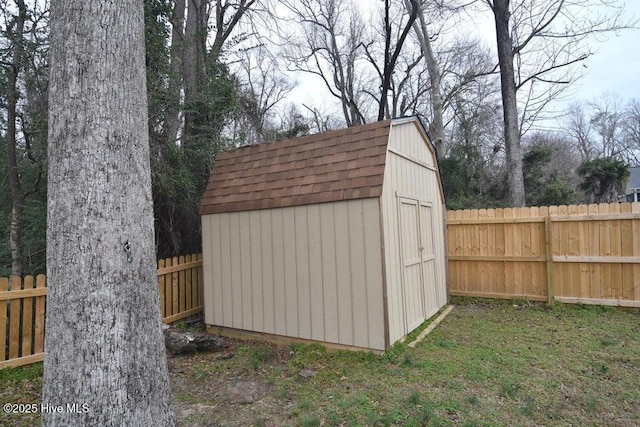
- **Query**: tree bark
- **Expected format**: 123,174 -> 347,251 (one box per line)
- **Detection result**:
377,0 -> 418,121
407,0 -> 445,157
183,0 -> 208,142
4,0 -> 27,278
492,0 -> 526,207
166,0 -> 186,143
43,1 -> 175,425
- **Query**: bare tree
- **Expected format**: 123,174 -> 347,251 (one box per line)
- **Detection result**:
487,0 -> 526,206
282,0 -> 369,126
233,46 -> 295,144
1,0 -> 49,277
404,0 -> 445,154
483,0 -> 631,207
565,102 -> 594,162
170,0 -> 261,144
43,1 -> 174,424
589,92 -> 628,159
3,0 -> 27,277
405,0 -> 499,156
566,93 -> 638,164
625,99 -> 640,163
375,0 -> 419,121
183,0 -> 210,142
165,0 -> 186,143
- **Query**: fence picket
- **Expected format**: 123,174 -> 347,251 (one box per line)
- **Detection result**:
609,203 -> 622,300
197,253 -> 204,307
448,202 -> 640,307
179,255 -> 186,313
1,255 -> 203,369
185,254 -> 192,311
22,276 -> 34,357
34,275 -> 46,354
633,203 -> 640,301
9,276 -> 21,359
158,259 -> 166,318
172,257 -> 179,316
0,277 -> 7,361
599,203 -> 612,300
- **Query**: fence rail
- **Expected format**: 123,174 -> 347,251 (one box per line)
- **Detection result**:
447,202 -> 640,307
1,253 -> 203,369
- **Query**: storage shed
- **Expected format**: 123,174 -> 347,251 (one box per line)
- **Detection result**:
200,117 -> 448,352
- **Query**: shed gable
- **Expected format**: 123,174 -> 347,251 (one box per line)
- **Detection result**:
200,120 -> 391,215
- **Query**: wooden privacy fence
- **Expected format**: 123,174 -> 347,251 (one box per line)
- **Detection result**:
0,253 -> 203,369
447,202 -> 640,307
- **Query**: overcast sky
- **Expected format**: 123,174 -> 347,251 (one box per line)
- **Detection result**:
282,2 -> 639,129
574,3 -> 640,101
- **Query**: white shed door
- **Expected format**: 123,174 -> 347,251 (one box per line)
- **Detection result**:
398,197 -> 438,335
419,203 -> 439,319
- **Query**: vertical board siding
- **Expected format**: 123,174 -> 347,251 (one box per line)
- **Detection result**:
271,209 -> 286,336
239,211 -> 253,330
220,214 -> 233,326
320,203 -> 339,344
307,205 -> 325,342
203,198 -> 386,350
349,200 -> 369,349
364,202 -> 386,350
210,216 -> 223,325
260,210 -> 275,334
283,208 -> 299,337
294,207 -> 311,340
447,202 -> 640,305
250,210 -> 264,332
381,122 -> 448,345
230,214 -> 243,327
333,202 -> 354,345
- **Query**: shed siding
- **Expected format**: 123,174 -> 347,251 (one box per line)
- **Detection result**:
381,122 -> 447,344
202,198 -> 386,350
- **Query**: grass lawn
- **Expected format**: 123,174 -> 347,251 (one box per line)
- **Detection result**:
1,299 -> 639,426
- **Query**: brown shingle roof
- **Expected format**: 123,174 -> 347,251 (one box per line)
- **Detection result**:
200,120 -> 392,215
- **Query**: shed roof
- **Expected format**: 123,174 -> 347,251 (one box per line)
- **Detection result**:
200,120 -> 394,215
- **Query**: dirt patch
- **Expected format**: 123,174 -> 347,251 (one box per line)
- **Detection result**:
225,379 -> 270,404
169,338 -> 297,426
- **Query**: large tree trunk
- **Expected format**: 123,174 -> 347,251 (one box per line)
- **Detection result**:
492,0 -> 526,207
43,2 -> 175,425
4,0 -> 27,278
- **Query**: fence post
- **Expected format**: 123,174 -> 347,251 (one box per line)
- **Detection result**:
545,216 -> 555,306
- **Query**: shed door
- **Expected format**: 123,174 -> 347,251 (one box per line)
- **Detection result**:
399,197 -> 438,334
398,198 -> 425,332
419,203 -> 438,318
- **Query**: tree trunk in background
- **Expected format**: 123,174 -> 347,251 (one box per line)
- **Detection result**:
183,0 -> 208,142
166,0 -> 186,143
4,0 -> 27,278
492,0 -> 526,207
408,0 -> 445,157
377,0 -> 418,121
43,1 -> 175,425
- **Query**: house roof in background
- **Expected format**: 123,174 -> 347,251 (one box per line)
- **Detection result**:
199,120 -> 393,215
626,166 -> 640,192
